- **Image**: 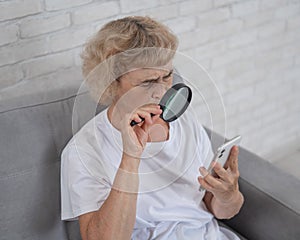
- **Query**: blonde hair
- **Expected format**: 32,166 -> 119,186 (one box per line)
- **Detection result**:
81,16 -> 178,105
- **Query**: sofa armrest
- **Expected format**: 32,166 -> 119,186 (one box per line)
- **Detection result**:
223,147 -> 300,240
223,176 -> 300,239
204,128 -> 300,240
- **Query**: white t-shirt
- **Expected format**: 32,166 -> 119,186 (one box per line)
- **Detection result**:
61,108 -> 239,240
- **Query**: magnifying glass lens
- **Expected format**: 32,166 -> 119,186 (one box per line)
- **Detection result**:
130,83 -> 192,126
162,87 -> 190,121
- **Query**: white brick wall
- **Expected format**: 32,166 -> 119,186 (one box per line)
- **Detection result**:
227,29 -> 257,49
49,26 -> 95,52
211,48 -> 242,68
120,0 -> 159,13
72,1 -> 120,25
21,51 -> 74,79
164,16 -> 197,34
20,14 -> 71,38
242,9 -> 274,28
44,0 -> 93,11
0,64 -> 23,89
135,4 -> 178,21
213,0 -> 241,8
178,29 -> 210,50
274,4 -> 300,19
231,1 -> 259,17
260,0 -> 287,10
0,23 -> 18,46
257,20 -> 286,39
0,0 -> 299,172
295,55 -> 300,65
179,0 -> 212,16
0,37 -> 49,66
197,7 -> 231,27
210,19 -> 244,40
0,0 -> 42,21
287,14 -> 300,29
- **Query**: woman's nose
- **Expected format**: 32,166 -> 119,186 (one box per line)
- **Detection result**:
151,83 -> 167,100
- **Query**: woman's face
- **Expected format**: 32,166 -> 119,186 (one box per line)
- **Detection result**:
113,63 -> 174,114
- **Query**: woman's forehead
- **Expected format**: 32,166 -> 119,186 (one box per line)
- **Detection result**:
127,63 -> 173,77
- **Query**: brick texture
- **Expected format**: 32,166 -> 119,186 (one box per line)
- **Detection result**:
72,2 -> 120,25
0,23 -> 18,46
45,0 -> 93,11
120,0 -> 159,13
20,14 -> 71,38
21,51 -> 74,79
0,0 -> 42,21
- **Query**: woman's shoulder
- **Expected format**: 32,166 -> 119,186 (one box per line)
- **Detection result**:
61,108 -> 116,178
62,109 -> 110,155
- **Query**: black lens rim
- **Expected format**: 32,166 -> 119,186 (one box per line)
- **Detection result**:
159,83 -> 192,122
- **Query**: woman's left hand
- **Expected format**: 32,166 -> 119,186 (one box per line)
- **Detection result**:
198,146 -> 240,203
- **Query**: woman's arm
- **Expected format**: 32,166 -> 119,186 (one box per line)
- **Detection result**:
198,146 -> 244,219
79,153 -> 140,240
79,105 -> 162,240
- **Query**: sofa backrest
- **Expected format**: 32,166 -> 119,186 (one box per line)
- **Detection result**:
0,86 -> 86,240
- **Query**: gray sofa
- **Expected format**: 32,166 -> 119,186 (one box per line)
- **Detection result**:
1,82 -> 300,240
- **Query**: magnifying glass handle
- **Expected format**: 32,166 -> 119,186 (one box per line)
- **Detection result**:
130,113 -> 156,126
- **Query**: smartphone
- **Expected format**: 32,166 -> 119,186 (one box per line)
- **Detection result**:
199,135 -> 242,191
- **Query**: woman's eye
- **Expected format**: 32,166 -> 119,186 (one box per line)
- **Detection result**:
140,81 -> 154,87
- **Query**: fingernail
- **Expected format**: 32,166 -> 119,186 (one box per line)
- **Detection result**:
199,167 -> 206,176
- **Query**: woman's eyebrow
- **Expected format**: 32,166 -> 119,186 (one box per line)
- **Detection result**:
141,76 -> 160,82
163,69 -> 173,78
141,69 -> 174,82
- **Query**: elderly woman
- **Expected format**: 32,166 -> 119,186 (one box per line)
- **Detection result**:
61,16 -> 244,240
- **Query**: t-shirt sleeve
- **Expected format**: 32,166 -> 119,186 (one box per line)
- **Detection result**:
60,144 -> 111,221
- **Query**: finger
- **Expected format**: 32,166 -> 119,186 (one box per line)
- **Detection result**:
212,161 -> 231,182
140,104 -> 162,115
198,176 -> 213,192
133,110 -> 153,124
199,166 -> 209,177
132,106 -> 162,125
139,110 -> 162,132
223,158 -> 230,169
228,146 -> 239,174
131,113 -> 143,124
199,167 -> 223,190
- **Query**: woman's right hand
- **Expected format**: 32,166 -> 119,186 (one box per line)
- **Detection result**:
120,104 -> 162,158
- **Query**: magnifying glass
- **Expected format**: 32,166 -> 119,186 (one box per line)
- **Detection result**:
130,83 -> 192,126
